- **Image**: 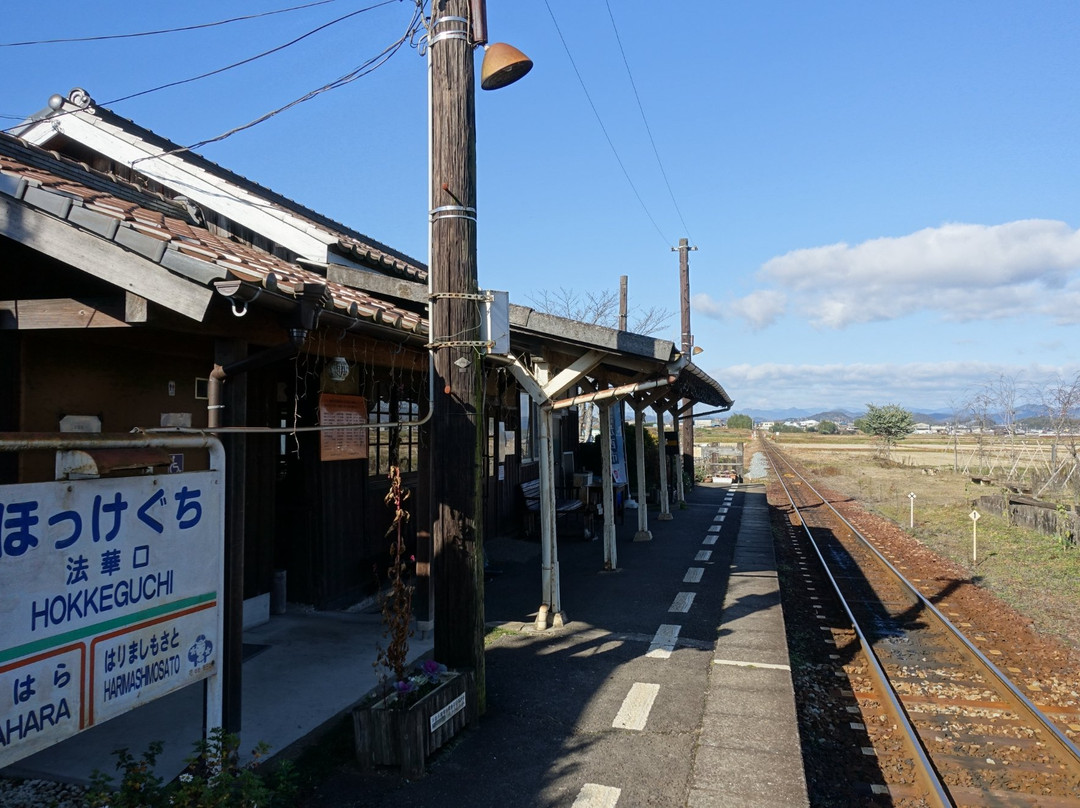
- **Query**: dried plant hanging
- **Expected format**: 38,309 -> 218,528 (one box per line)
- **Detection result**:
374,464 -> 413,684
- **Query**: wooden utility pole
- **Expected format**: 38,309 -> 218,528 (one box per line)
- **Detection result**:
674,238 -> 697,498
619,274 -> 628,331
429,1 -> 486,704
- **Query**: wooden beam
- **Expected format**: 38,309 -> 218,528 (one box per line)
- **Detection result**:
541,349 -> 605,400
505,355 -> 548,404
0,298 -> 130,329
125,293 -> 148,324
0,196 -> 213,321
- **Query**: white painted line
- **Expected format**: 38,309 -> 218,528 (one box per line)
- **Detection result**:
646,623 -> 681,658
707,524 -> 721,533
716,507 -> 729,514
613,682 -> 660,730
713,658 -> 791,671
713,514 -> 725,522
702,534 -> 717,545
669,591 -> 695,612
573,784 -> 621,808
695,550 -> 712,561
684,567 -> 704,583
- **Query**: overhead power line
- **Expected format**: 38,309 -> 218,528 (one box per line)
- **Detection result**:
604,0 -> 694,245
543,0 -> 671,248
0,0 -> 345,47
136,2 -> 427,162
3,1 -> 418,144
105,0 -> 400,106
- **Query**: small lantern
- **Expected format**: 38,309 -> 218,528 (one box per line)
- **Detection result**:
328,356 -> 350,382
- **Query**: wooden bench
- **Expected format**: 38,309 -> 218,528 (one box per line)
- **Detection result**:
520,478 -> 585,537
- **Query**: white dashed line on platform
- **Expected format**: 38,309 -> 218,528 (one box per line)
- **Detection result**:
573,784 -> 621,808
695,550 -> 712,561
646,623 -> 681,658
613,682 -> 660,731
713,658 -> 791,671
702,535 -> 717,545
684,567 -> 704,583
669,592 -> 695,612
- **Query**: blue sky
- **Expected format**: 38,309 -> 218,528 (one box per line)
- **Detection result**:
3,1 -> 1080,414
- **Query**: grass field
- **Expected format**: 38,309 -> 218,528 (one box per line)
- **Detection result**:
769,434 -> 1080,651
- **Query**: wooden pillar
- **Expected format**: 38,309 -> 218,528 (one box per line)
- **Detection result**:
599,402 -> 616,570
414,416 -> 433,628
538,401 -> 561,622
656,407 -> 673,521
0,331 -> 18,484
214,338 -> 247,733
429,2 -> 486,705
633,406 -> 652,541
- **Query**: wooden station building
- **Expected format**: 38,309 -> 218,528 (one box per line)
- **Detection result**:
0,88 -> 732,724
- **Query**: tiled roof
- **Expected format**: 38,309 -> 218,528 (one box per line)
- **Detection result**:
17,97 -> 428,284
0,134 -> 426,336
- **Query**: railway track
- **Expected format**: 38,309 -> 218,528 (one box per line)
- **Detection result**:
762,439 -> 1080,807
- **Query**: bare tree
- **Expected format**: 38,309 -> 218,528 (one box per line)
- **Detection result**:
527,287 -> 672,335
528,287 -> 673,442
969,387 -> 995,473
991,373 -> 1020,442
946,395 -> 973,473
1040,372 -> 1080,477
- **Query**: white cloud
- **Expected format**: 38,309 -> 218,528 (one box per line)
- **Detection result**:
692,292 -> 724,318
693,290 -> 786,329
726,220 -> 1080,329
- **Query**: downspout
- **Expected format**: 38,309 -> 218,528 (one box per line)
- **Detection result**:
207,328 -> 308,429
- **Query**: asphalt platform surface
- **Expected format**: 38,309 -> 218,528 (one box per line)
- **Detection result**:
305,481 -> 808,808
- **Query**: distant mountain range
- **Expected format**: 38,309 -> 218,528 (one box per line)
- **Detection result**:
731,405 -> 1047,425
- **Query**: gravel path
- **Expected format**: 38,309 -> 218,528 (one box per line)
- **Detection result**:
0,777 -> 89,808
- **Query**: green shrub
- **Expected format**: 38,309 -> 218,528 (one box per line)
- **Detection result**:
86,728 -> 296,808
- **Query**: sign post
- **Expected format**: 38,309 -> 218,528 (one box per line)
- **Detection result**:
0,435 -> 224,769
970,509 -> 981,562
908,492 -> 917,529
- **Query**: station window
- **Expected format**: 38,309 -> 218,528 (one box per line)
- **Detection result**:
368,388 -> 419,477
519,391 -> 538,463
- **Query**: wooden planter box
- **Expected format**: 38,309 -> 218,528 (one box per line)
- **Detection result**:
352,669 -> 476,776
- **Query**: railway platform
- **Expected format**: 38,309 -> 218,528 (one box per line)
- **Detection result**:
3,477 -> 809,806
688,483 -> 808,807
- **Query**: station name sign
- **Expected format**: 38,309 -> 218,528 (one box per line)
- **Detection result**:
0,472 -> 223,767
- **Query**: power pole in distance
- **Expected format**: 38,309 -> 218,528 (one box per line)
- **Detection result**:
674,238 -> 697,499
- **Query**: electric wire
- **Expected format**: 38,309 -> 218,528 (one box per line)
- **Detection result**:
0,0 -> 345,47
604,0 -> 694,245
543,0 -> 671,248
104,0 -> 400,107
1,0 -> 411,136
147,2 -> 424,161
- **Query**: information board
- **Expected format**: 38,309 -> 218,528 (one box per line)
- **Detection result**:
318,394 -> 369,461
0,471 -> 223,767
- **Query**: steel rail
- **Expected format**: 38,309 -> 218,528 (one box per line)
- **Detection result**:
767,442 -> 1080,775
764,441 -> 952,807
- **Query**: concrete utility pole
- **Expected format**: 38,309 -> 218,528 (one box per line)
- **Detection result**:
674,238 -> 697,499
429,1 -> 485,701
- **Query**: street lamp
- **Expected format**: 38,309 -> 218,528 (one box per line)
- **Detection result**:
427,0 -> 529,711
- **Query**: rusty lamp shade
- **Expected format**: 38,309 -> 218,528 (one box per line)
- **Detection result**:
480,43 -> 533,91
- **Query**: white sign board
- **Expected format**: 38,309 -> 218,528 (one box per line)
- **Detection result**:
0,471 -> 223,766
